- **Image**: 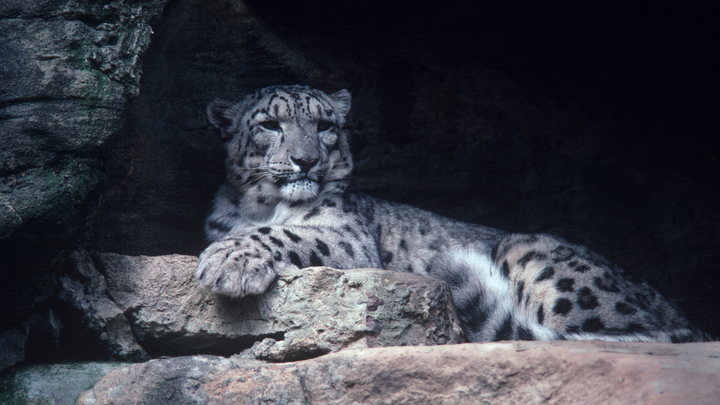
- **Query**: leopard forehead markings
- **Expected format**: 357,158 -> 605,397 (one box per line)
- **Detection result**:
206,86 -> 352,217
196,85 -> 706,344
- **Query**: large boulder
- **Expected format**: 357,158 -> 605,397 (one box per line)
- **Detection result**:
58,252 -> 464,361
79,341 -> 720,405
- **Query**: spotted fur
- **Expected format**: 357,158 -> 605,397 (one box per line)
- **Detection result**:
197,85 -> 706,343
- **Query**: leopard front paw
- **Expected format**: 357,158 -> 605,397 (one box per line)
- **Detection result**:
195,237 -> 278,298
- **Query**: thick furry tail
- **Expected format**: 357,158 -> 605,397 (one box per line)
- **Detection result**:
427,249 -> 710,343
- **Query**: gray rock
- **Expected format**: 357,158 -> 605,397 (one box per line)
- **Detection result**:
0,0 -> 166,238
58,252 -> 150,362
59,252 -> 464,361
0,0 -> 170,367
80,341 -> 720,405
0,310 -> 63,370
0,325 -> 27,371
75,356 -> 242,405
0,362 -> 128,405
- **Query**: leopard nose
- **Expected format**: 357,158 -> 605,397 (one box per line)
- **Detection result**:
290,156 -> 319,173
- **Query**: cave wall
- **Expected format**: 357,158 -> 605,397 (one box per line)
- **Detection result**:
0,0 -> 167,361
1,0 -> 718,367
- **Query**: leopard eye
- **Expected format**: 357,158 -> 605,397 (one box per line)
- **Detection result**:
317,120 -> 333,132
259,120 -> 281,131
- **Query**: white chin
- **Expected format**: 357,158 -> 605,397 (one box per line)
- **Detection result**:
280,180 -> 319,201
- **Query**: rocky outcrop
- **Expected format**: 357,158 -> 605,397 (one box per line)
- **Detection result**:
80,341 -> 720,405
0,0 -> 170,367
58,252 -> 463,361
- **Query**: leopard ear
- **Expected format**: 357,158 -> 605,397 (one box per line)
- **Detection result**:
207,99 -> 236,139
329,89 -> 352,118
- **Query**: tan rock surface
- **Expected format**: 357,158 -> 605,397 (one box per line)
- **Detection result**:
81,340 -> 720,405
59,252 -> 463,360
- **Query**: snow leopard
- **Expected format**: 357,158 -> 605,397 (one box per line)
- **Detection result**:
196,85 -> 705,343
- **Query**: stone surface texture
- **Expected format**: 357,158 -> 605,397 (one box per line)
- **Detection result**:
0,362 -> 129,405
58,252 -> 463,361
80,341 -> 720,405
0,0 -> 170,368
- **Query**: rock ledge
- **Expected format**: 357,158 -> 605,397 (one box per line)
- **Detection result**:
80,340 -> 720,405
59,252 -> 464,361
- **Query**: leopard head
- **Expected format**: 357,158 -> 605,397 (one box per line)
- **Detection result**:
207,85 -> 353,206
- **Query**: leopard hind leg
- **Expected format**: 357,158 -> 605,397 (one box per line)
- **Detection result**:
427,249 -> 562,342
